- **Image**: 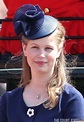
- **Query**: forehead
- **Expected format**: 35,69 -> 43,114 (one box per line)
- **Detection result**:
29,35 -> 57,46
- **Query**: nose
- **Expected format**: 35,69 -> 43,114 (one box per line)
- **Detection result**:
38,49 -> 46,58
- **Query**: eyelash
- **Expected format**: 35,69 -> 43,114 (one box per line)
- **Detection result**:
31,46 -> 53,50
45,47 -> 53,50
32,46 -> 38,48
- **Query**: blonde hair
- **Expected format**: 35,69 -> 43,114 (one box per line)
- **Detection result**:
20,21 -> 68,109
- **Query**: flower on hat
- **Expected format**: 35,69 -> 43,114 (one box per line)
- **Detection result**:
27,108 -> 34,117
13,4 -> 44,37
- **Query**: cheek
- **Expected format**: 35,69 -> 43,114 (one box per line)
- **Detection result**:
50,49 -> 58,58
26,52 -> 33,63
26,51 -> 36,67
48,51 -> 57,64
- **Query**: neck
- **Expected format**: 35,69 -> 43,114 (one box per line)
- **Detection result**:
30,71 -> 53,89
29,78 -> 48,91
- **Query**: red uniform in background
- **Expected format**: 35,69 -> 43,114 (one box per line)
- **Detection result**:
0,0 -> 84,55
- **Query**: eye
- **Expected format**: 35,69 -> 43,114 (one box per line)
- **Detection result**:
45,47 -> 53,50
32,46 -> 39,49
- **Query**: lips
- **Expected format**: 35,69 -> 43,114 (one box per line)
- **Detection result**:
34,61 -> 47,66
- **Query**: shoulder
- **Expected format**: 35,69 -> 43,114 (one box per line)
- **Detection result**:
60,83 -> 84,119
62,83 -> 83,98
0,87 -> 23,102
61,83 -> 84,104
0,87 -> 24,122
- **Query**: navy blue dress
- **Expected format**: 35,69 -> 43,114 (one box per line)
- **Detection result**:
0,83 -> 84,122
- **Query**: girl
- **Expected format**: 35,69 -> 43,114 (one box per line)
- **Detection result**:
0,4 -> 84,122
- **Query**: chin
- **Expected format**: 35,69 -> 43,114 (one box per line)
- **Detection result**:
35,67 -> 48,73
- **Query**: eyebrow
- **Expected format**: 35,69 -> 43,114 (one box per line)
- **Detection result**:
30,43 -> 39,46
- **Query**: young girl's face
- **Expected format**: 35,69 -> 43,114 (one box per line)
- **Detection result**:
22,34 -> 62,74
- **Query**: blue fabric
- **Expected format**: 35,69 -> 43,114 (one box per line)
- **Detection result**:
0,83 -> 84,122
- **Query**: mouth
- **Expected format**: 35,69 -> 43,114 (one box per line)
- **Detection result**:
34,61 -> 47,66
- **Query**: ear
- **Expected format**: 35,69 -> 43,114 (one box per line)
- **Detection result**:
57,42 -> 63,58
22,43 -> 27,57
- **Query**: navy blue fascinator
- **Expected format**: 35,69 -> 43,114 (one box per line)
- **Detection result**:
13,4 -> 58,40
